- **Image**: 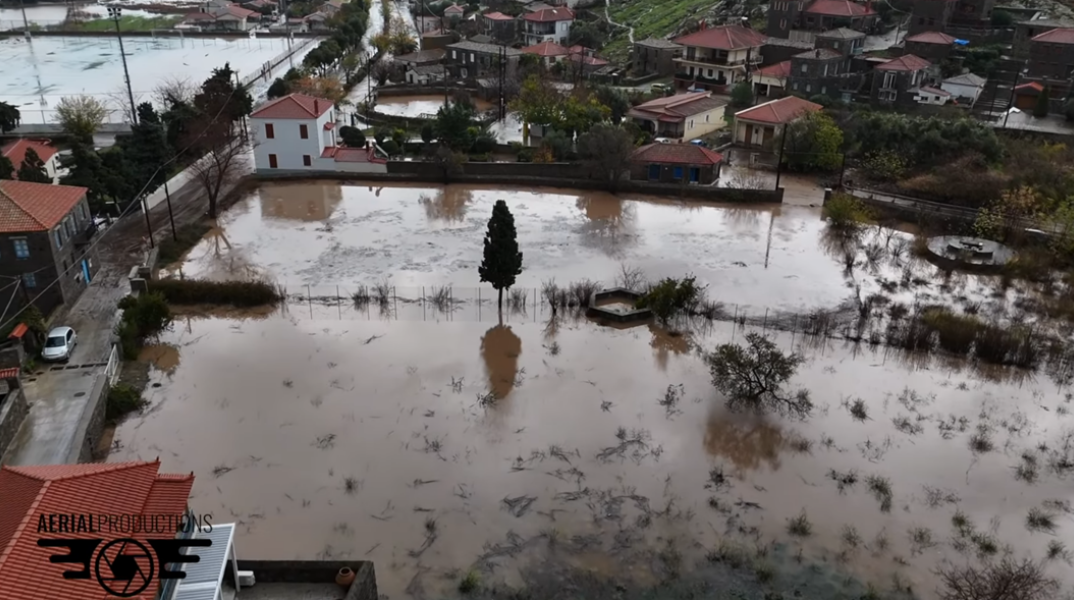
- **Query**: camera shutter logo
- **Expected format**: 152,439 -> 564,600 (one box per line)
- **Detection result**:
38,537 -> 212,597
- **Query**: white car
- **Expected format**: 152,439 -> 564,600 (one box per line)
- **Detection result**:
42,326 -> 77,362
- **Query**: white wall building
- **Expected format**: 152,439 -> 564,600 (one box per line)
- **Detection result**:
941,73 -> 986,107
250,93 -> 388,174
1,139 -> 61,183
521,7 -> 574,45
914,86 -> 950,105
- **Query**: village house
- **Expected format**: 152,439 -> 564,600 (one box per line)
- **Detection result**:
394,48 -> 446,68
567,46 -> 610,76
182,0 -> 259,31
626,91 -> 728,142
788,47 -> 847,99
445,40 -> 522,78
672,24 -> 767,92
1026,27 -> 1074,80
406,64 -> 447,84
1011,81 -> 1045,110
1,139 -> 61,183
630,143 -> 725,184
941,72 -> 986,105
914,85 -> 951,104
766,0 -> 878,41
250,93 -> 388,174
907,0 -> 994,36
482,10 -> 516,43
814,26 -> 866,57
522,40 -> 570,66
871,54 -> 933,106
319,0 -> 344,16
443,3 -> 466,19
631,38 -> 683,77
521,6 -> 574,45
753,60 -> 791,96
0,180 -> 99,316
902,30 -> 956,61
1013,17 -> 1073,57
733,95 -> 823,148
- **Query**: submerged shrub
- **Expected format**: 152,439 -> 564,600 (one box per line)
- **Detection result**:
636,276 -> 705,324
823,194 -> 873,231
921,309 -> 981,355
150,278 -> 282,307
106,383 -> 147,422
708,333 -> 812,418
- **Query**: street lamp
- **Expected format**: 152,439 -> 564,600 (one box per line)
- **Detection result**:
107,6 -> 138,125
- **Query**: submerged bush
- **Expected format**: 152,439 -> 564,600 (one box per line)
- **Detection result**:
823,194 -> 873,231
106,383 -> 147,423
116,292 -> 173,358
150,278 -> 282,307
708,333 -> 812,418
921,309 -> 981,355
636,276 -> 705,324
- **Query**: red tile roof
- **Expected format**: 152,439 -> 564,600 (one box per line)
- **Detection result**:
1015,81 -> 1044,94
0,180 -> 87,234
0,461 -> 194,600
756,60 -> 791,79
632,143 -> 724,165
251,93 -> 333,119
673,24 -> 767,50
444,3 -> 465,13
324,122 -> 335,130
804,0 -> 876,17
734,96 -> 823,124
2,139 -> 59,175
1031,27 -> 1074,43
523,7 -> 574,21
569,52 -> 609,66
627,92 -> 727,122
484,11 -> 513,21
522,40 -> 569,56
0,367 -> 18,379
905,30 -> 956,44
875,53 -> 931,71
917,85 -> 950,96
8,323 -> 27,340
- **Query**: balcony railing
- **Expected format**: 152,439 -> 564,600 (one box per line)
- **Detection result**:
73,221 -> 98,247
674,71 -> 730,86
675,54 -> 761,67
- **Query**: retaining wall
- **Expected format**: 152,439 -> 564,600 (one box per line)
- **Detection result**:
68,371 -> 110,463
0,385 -> 28,461
233,560 -> 378,600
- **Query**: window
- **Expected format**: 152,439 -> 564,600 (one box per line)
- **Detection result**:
21,273 -> 35,288
452,50 -> 457,59
13,239 -> 28,259
689,119 -> 694,128
780,19 -> 787,29
268,154 -> 278,169
805,84 -> 811,92
265,123 -> 275,139
54,229 -> 63,248
299,124 -> 309,139
800,64 -> 808,73
469,53 -> 475,63
821,86 -> 827,94
79,203 -> 87,220
705,114 -> 710,122
672,166 -> 683,180
303,155 -> 312,166
833,41 -> 839,48
64,216 -> 73,238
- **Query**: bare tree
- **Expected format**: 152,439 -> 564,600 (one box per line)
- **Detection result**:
105,84 -> 145,124
185,116 -> 249,219
938,558 -> 1058,600
707,333 -> 813,418
154,75 -> 195,109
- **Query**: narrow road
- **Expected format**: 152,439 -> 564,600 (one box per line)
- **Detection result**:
344,0 -> 421,115
604,3 -> 634,44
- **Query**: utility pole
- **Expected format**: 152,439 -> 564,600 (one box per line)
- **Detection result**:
108,6 -> 138,125
141,195 -> 155,249
774,126 -> 789,190
1003,60 -> 1028,129
18,0 -> 30,38
164,179 -> 177,242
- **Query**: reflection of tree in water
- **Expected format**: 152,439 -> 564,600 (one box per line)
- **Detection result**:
574,194 -> 638,256
703,410 -> 784,474
481,324 -> 522,399
649,323 -> 689,371
421,186 -> 473,222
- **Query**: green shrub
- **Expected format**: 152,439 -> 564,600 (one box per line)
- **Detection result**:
380,139 -> 401,156
150,278 -> 282,307
106,383 -> 147,422
637,276 -> 705,324
823,194 -> 873,231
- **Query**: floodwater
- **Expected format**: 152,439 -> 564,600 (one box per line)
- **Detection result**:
0,35 -> 315,123
0,4 -> 156,30
375,94 -> 493,118
113,308 -> 1074,598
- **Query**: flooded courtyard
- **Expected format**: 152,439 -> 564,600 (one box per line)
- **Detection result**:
375,94 -> 494,118
115,181 -> 1074,599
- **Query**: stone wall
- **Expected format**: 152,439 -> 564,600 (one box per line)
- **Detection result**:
68,371 -> 109,463
233,560 -> 378,600
0,385 -> 27,461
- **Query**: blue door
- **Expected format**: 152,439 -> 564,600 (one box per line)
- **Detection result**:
648,164 -> 660,180
673,166 -> 683,180
690,167 -> 700,182
81,259 -> 91,283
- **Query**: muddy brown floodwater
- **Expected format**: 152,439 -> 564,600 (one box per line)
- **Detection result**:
125,182 -> 1073,600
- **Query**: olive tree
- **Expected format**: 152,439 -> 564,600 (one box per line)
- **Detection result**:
707,333 -> 812,417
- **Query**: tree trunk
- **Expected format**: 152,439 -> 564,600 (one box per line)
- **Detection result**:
497,287 -> 503,313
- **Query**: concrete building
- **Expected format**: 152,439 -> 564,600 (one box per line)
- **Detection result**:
733,95 -> 823,148
754,60 -> 791,96
632,38 -> 683,78
0,180 -> 98,317
903,30 -> 957,61
941,72 -> 986,105
630,143 -> 724,184
446,40 -> 523,78
521,7 -> 574,45
483,10 -> 517,43
1026,27 -> 1074,80
672,24 -> 767,92
406,64 -> 447,84
444,3 -> 466,18
766,0 -> 878,41
871,54 -> 933,106
251,93 -> 388,174
626,92 -> 728,142
1,139 -> 60,183
814,27 -> 866,57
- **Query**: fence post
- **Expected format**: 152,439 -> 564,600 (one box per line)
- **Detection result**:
336,285 -> 341,319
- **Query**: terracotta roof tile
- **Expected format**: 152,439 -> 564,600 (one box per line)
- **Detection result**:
251,93 -> 333,119
627,92 -> 727,122
0,367 -> 18,379
522,7 -> 574,22
756,60 -> 791,78
631,143 -> 724,165
905,30 -> 956,44
804,0 -> 876,17
875,53 -> 931,71
794,48 -> 843,60
0,461 -> 194,600
1015,81 -> 1044,93
522,40 -> 569,56
484,11 -> 513,20
1,139 -> 59,176
673,24 -> 767,50
0,180 -> 87,234
734,96 -> 823,124
1031,27 -> 1074,43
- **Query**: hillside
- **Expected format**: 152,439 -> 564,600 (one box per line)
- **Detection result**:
602,0 -> 768,63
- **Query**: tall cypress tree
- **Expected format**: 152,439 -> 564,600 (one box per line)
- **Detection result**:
478,200 -> 524,312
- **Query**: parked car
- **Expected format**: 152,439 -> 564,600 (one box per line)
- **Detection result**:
42,326 -> 77,362
650,83 -> 671,95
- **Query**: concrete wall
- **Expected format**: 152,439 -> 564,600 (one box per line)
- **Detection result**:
68,371 -> 110,463
233,560 -> 378,600
0,384 -> 27,461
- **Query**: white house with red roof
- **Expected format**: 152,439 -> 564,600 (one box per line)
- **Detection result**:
753,60 -> 791,97
733,96 -> 823,147
182,0 -> 259,31
871,54 -> 932,106
251,93 -> 388,174
521,40 -> 570,65
672,24 -> 767,92
626,91 -> 728,142
1,139 -> 61,183
522,6 -> 574,45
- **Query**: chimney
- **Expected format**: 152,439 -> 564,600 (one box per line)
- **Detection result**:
314,99 -> 319,113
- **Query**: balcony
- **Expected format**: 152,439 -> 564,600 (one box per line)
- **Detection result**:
674,71 -> 730,86
675,54 -> 760,68
73,221 -> 98,247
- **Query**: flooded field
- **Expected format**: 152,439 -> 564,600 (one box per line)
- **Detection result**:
375,94 -> 494,118
119,181 -> 1073,599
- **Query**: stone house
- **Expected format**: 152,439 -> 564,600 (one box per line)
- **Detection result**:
870,54 -> 933,106
0,180 -> 100,317
672,24 -> 767,92
1026,27 -> 1074,80
788,47 -> 847,98
629,143 -> 724,184
902,30 -> 957,62
733,95 -> 823,148
482,11 -> 517,43
908,0 -> 996,36
626,92 -> 728,142
445,40 -> 522,78
814,27 -> 866,58
766,0 -> 878,41
1013,18 -> 1072,57
631,38 -> 683,77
